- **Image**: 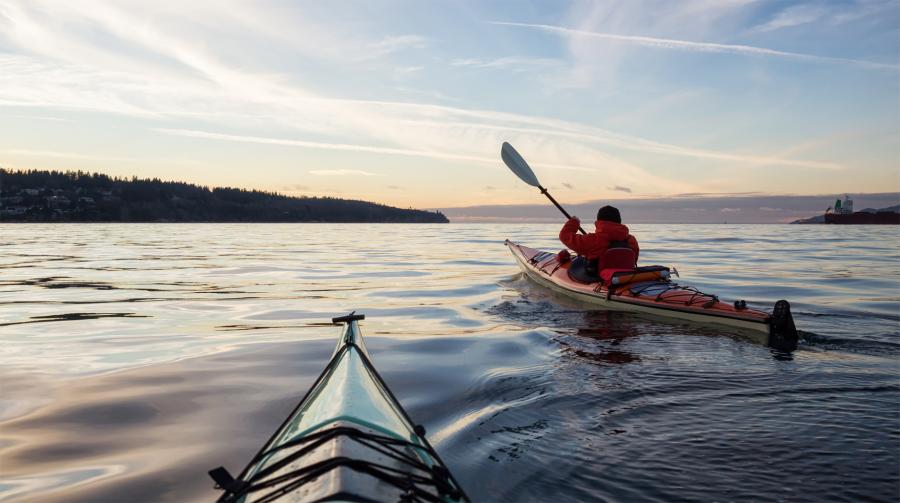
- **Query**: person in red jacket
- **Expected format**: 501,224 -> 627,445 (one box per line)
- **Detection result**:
559,205 -> 640,276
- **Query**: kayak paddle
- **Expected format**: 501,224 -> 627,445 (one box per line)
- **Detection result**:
500,141 -> 586,234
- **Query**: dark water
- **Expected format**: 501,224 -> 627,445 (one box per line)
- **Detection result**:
1,223 -> 898,502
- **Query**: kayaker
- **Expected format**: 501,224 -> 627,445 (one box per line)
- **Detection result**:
559,205 -> 640,277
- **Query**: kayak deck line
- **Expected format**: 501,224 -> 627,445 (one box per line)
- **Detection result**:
506,240 -> 798,350
210,312 -> 469,503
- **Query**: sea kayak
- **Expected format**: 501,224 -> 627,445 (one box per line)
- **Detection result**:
506,241 -> 798,350
209,312 -> 468,502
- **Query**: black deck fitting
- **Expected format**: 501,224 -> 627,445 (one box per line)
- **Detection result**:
332,312 -> 366,324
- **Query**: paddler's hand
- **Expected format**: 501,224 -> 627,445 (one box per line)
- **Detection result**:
568,216 -> 580,225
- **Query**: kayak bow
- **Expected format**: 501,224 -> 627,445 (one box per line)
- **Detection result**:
506,241 -> 798,350
210,312 -> 468,502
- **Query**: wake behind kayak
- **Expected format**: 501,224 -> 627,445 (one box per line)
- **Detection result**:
209,313 -> 468,502
507,241 -> 798,351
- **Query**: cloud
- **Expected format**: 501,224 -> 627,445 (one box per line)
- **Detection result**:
562,182 -> 574,189
608,185 -> 632,193
309,169 -> 384,177
394,118 -> 843,170
2,148 -> 141,163
450,56 -> 563,71
155,128 -> 496,165
490,21 -> 899,70
393,86 -> 459,103
720,207 -> 742,212
759,206 -> 783,211
282,184 -> 309,191
673,191 -> 762,198
5,114 -> 73,122
368,35 -> 429,58
753,1 -> 897,32
484,185 -> 496,191
753,4 -> 828,32
393,66 -> 424,78
387,185 -> 403,190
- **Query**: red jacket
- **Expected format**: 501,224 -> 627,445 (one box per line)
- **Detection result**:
559,218 -> 640,262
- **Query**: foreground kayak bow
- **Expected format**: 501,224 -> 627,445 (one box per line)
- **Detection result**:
210,313 -> 468,502
507,241 -> 798,350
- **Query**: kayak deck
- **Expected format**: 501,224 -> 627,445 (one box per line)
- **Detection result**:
210,313 -> 467,502
506,240 -> 798,350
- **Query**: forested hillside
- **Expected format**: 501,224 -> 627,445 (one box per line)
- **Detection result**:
0,169 -> 448,223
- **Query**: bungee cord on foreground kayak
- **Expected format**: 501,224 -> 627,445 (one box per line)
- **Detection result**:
210,313 -> 469,503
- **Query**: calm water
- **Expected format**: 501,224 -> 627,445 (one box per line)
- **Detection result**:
1,223 -> 898,502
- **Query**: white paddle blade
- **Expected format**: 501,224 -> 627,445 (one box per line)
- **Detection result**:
501,142 -> 541,187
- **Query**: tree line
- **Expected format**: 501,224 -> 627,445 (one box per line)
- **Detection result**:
0,169 -> 449,223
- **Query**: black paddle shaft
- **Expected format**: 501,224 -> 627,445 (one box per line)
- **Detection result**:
539,185 -> 586,234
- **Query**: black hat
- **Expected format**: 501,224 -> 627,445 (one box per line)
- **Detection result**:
596,205 -> 621,223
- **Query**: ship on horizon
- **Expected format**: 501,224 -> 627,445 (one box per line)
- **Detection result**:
822,194 -> 899,225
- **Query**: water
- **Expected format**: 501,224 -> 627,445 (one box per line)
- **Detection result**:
1,223 -> 898,502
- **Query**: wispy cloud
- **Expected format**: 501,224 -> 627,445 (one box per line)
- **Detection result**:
450,56 -> 563,71
752,0 -> 897,32
2,148 -> 141,163
490,21 -> 899,70
309,169 -> 384,177
368,35 -> 429,59
393,65 -> 424,78
608,185 -> 632,193
394,118 -> 843,170
753,4 -> 829,33
154,128 -> 497,165
4,114 -> 73,122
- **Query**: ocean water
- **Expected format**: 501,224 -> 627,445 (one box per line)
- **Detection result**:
0,223 -> 898,502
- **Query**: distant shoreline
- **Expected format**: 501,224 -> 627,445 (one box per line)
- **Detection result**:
0,169 -> 448,224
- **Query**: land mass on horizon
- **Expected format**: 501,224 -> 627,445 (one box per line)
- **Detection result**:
0,169 -> 448,223
791,205 -> 900,224
441,193 -> 900,224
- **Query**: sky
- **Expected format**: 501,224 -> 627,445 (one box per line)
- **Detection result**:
0,0 -> 898,214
